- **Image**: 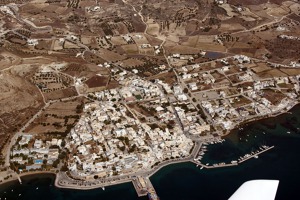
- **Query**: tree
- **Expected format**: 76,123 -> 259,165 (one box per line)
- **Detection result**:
60,163 -> 68,171
52,159 -> 59,168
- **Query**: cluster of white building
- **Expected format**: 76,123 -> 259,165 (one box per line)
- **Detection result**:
118,77 -> 164,102
10,134 -> 61,170
65,79 -> 194,179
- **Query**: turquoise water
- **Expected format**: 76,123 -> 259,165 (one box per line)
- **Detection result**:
1,105 -> 300,200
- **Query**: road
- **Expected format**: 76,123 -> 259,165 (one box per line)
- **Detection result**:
55,141 -> 203,190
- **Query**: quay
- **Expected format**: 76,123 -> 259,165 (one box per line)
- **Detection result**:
193,145 -> 275,169
238,145 -> 274,164
132,176 -> 158,198
192,160 -> 238,169
132,176 -> 148,197
17,174 -> 22,184
54,143 -> 274,198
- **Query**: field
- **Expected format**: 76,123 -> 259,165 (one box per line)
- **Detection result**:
25,97 -> 87,136
0,68 -> 44,150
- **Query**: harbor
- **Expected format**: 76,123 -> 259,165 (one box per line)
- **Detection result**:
193,139 -> 275,169
132,176 -> 159,199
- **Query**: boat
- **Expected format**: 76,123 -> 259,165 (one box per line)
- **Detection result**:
287,131 -> 291,134
200,166 -> 204,170
148,192 -> 160,200
36,187 -> 39,190
102,187 -> 105,191
254,155 -> 259,159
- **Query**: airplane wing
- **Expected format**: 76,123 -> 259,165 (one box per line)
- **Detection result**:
229,180 -> 279,200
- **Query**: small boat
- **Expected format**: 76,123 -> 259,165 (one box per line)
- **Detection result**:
200,166 -> 204,170
102,187 -> 105,191
287,131 -> 291,134
254,155 -> 259,159
36,187 -> 39,190
19,194 -> 21,196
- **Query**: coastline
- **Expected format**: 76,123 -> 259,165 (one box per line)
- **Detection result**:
1,103 -> 298,192
53,141 -> 202,191
222,101 -> 299,137
0,171 -> 56,188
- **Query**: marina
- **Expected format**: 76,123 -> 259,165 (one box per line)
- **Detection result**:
238,145 -> 274,164
193,141 -> 275,169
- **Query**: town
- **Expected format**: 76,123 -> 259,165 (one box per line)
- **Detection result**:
6,54 -> 300,196
1,0 -> 300,198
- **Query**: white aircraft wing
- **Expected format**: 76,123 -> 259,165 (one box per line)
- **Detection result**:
229,180 -> 279,200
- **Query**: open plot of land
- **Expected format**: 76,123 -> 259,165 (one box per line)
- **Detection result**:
166,45 -> 201,54
25,97 -> 86,136
256,69 -> 288,79
43,86 -> 78,101
251,63 -> 273,73
119,58 -> 145,68
279,68 -> 300,76
121,44 -> 139,54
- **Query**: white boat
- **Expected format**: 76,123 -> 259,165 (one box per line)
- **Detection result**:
287,131 -> 291,134
200,166 -> 204,170
102,187 -> 105,191
254,155 -> 259,159
36,187 -> 39,190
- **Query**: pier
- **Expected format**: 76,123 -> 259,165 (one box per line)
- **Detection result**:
193,145 -> 275,169
238,145 -> 274,164
132,176 -> 158,198
17,174 -> 22,184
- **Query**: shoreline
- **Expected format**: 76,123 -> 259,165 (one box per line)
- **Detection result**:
1,103 -> 297,192
222,102 -> 299,137
0,171 -> 56,187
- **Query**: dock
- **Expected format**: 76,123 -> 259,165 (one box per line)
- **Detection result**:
16,173 -> 22,184
193,145 -> 275,169
238,145 -> 274,164
132,176 -> 158,198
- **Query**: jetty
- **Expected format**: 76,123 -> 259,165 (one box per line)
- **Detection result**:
238,145 -> 274,164
17,174 -> 22,184
193,145 -> 275,169
132,176 -> 158,198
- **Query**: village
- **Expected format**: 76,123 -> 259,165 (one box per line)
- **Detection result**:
1,0 -> 300,198
6,54 -> 300,186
